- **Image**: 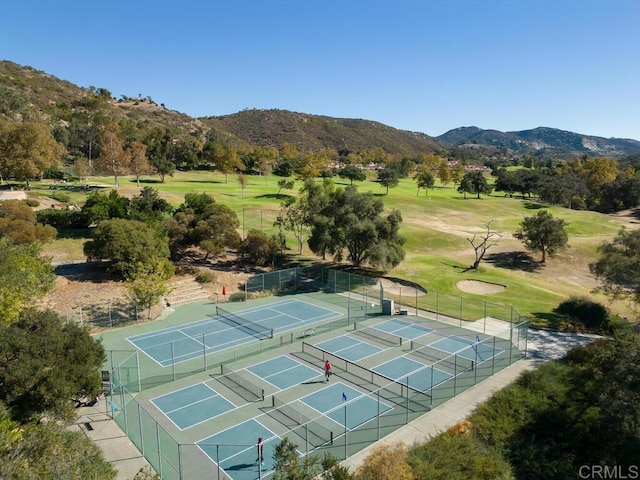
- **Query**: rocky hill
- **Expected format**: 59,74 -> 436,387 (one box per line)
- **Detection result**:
438,126 -> 640,158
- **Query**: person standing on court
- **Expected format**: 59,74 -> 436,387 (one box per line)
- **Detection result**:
325,360 -> 332,382
256,437 -> 264,465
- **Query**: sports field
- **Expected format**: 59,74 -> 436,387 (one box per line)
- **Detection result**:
98,270 -> 527,480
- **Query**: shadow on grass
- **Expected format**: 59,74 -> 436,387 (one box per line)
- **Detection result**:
55,227 -> 91,240
136,178 -> 163,184
255,193 -> 292,201
483,251 -> 543,272
523,202 -> 547,210
530,311 -> 566,330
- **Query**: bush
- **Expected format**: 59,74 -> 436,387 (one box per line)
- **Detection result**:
554,296 -> 610,331
195,271 -> 216,284
48,192 -> 71,204
36,209 -> 91,229
25,198 -> 40,207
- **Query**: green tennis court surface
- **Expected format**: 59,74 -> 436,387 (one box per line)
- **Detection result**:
430,335 -> 504,362
197,419 -> 279,480
151,382 -> 236,430
128,299 -> 339,367
372,357 -> 452,392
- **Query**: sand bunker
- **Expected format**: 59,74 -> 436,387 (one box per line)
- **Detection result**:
456,279 -> 506,295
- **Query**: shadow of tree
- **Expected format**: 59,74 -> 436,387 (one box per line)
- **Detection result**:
484,251 -> 543,272
523,202 -> 547,210
531,311 -> 566,330
255,193 -> 292,201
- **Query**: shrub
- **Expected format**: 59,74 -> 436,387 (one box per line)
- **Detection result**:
25,198 -> 40,207
195,271 -> 216,284
36,209 -> 91,229
49,192 -> 71,204
554,296 -> 610,331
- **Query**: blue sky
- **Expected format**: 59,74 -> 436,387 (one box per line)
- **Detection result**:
2,0 -> 639,140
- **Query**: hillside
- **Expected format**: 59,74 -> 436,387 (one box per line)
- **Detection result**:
2,59 -> 640,159
200,109 -> 445,155
438,125 -> 640,158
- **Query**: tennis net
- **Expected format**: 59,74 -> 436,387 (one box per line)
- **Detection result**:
352,324 -> 403,347
409,340 -> 474,373
216,305 -> 273,339
217,365 -> 265,402
267,395 -> 333,448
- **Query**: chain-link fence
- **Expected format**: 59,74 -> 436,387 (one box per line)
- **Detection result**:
105,266 -> 529,479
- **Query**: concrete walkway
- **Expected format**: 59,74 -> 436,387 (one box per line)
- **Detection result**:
72,326 -> 598,479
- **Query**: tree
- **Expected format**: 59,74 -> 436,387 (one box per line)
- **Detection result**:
203,141 -> 241,182
127,141 -> 152,187
81,189 -> 130,224
165,193 -> 240,260
277,178 -> 295,195
377,168 -> 400,194
275,197 -> 311,255
145,128 -> 176,182
451,161 -> 465,187
0,238 -> 55,326
125,258 -> 174,319
356,443 -> 413,480
514,210 -> 568,263
437,159 -> 452,187
0,120 -> 65,185
0,199 -> 56,245
83,218 -> 171,278
0,410 -> 116,479
467,220 -> 502,269
305,185 -> 405,270
129,187 -> 173,223
273,437 -> 320,480
97,125 -> 127,187
0,308 -> 105,422
338,165 -> 366,185
237,173 -> 249,197
458,171 -> 493,199
590,228 -> 640,305
413,168 -> 435,196
239,229 -> 281,266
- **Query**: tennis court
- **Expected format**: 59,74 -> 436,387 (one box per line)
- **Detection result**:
198,419 -> 280,480
127,299 -> 340,367
101,267 -> 529,480
430,335 -> 504,362
151,382 -> 236,430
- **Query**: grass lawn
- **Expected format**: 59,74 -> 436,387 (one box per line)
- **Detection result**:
33,171 -> 635,325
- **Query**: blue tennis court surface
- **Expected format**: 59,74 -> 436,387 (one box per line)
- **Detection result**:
430,335 -> 503,362
301,382 -> 392,430
151,382 -> 235,430
315,336 -> 382,362
128,299 -> 339,367
247,356 -> 320,390
372,357 -> 452,392
373,318 -> 434,340
197,419 -> 279,480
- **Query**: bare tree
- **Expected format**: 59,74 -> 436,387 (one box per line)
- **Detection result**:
467,220 -> 502,270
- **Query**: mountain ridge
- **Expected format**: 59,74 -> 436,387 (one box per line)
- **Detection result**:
437,125 -> 640,158
2,59 -> 639,158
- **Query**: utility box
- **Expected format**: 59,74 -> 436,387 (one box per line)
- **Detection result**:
381,298 -> 394,315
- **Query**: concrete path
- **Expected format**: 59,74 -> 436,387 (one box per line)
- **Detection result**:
72,326 -> 597,479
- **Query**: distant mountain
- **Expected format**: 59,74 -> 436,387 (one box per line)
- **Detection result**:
438,126 -> 640,158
